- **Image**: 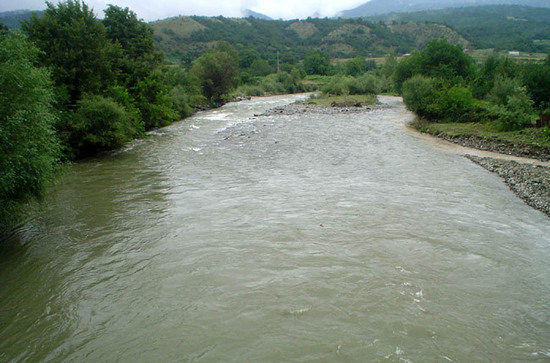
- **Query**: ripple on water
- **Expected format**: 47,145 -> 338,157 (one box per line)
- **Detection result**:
1,95 -> 549,362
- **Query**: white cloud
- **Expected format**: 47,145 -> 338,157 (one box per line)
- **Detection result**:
0,0 -> 369,21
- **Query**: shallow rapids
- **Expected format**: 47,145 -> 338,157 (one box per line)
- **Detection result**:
1,95 -> 549,362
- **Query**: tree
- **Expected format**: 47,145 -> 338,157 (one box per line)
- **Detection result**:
67,94 -> 143,157
249,59 -> 274,77
394,39 -> 476,93
239,48 -> 260,69
0,32 -> 59,225
522,63 -> 550,109
304,50 -> 330,75
21,0 -> 120,106
345,56 -> 366,76
103,5 -> 161,87
192,50 -> 238,103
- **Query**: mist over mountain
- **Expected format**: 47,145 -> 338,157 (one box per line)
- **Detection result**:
242,9 -> 273,20
338,0 -> 550,17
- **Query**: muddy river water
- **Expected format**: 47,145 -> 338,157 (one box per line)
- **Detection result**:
1,95 -> 549,362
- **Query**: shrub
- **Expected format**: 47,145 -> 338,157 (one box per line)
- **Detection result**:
402,75 -> 436,117
322,76 -> 350,95
69,95 -> 143,157
169,86 -> 193,118
428,85 -> 478,122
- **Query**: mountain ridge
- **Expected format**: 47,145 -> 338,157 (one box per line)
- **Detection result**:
338,0 -> 550,17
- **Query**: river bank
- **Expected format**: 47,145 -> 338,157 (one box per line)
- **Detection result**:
409,121 -> 550,217
260,97 -> 550,217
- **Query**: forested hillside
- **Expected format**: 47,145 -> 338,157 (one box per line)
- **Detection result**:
151,16 -> 468,64
338,0 -> 550,17
364,5 -> 550,53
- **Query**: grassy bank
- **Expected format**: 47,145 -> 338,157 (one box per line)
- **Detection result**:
411,119 -> 550,149
305,94 -> 377,107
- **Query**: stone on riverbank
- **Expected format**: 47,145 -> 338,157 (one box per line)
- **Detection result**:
467,156 -> 550,217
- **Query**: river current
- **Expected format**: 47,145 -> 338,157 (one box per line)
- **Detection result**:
1,95 -> 549,362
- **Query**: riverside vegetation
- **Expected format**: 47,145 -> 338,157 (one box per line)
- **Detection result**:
1,0 -> 550,227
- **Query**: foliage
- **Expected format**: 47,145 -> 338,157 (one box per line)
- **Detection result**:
521,62 -> 550,109
366,5 -> 550,53
67,94 -> 143,157
0,32 -> 59,225
22,0 -> 182,159
305,93 -> 377,107
381,53 -> 397,78
133,74 -> 178,128
401,75 -> 436,117
394,39 -> 476,93
322,73 -> 380,96
427,85 -> 478,122
191,48 -> 238,103
474,54 -> 522,98
22,0 -> 120,106
345,56 -> 367,76
412,121 -> 550,148
303,50 -> 331,76
249,59 -> 274,77
103,5 -> 161,87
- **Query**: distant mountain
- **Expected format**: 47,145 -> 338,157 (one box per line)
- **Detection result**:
151,16 -> 468,64
364,5 -> 550,52
338,0 -> 550,17
0,9 -> 42,29
242,9 -> 273,20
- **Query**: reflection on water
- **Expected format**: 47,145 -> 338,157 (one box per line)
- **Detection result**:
1,95 -> 549,362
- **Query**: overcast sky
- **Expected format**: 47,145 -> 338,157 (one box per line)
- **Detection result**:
0,0 -> 369,21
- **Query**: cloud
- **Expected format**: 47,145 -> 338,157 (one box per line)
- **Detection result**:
0,0 -> 369,21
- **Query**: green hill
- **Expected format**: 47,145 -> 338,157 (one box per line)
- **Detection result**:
364,5 -> 550,52
151,16 -> 469,64
0,10 -> 43,29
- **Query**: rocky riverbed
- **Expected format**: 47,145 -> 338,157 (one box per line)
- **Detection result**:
256,100 -> 390,117
259,99 -> 550,218
433,133 -> 550,162
466,156 -> 550,217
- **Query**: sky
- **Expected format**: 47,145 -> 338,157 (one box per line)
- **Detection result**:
0,0 -> 369,21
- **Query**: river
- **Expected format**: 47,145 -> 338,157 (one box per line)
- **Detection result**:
1,95 -> 549,362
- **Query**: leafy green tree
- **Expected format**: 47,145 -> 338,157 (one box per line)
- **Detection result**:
0,32 -> 59,225
418,39 -> 476,82
192,50 -> 238,103
22,0 -> 120,105
401,75 -> 436,117
381,53 -> 397,78
249,59 -> 274,77
67,94 -> 143,157
474,54 -> 521,98
103,5 -> 161,86
133,73 -> 178,128
345,56 -> 366,76
239,48 -> 260,69
394,40 -> 476,93
522,63 -> 550,109
304,50 -> 330,76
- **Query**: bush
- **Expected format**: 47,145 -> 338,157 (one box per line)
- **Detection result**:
0,32 -> 60,225
238,84 -> 264,97
486,76 -> 523,106
169,86 -> 193,118
484,76 -> 535,131
428,85 -> 478,122
402,75 -> 436,117
69,95 -> 143,157
350,73 -> 379,95
322,76 -> 350,95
